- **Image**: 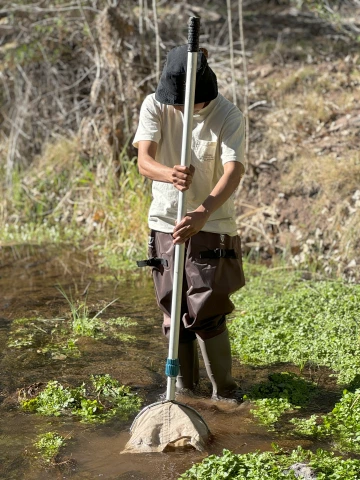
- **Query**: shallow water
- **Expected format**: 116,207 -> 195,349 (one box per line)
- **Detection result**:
0,245 -> 322,479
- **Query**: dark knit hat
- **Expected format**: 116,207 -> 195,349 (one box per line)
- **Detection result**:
155,45 -> 218,105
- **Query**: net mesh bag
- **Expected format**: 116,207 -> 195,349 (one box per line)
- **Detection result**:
123,401 -> 211,453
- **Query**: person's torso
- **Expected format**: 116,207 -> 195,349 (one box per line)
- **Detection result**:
149,94 -> 239,236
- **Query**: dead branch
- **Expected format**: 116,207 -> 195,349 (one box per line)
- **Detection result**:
226,0 -> 237,105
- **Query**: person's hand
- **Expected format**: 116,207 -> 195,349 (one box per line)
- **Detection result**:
172,209 -> 210,245
172,164 -> 195,192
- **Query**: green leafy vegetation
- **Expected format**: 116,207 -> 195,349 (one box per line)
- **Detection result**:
0,222 -> 84,246
248,372 -> 317,406
291,389 -> 360,453
34,432 -> 67,464
37,338 -> 80,360
7,295 -> 137,358
179,446 -> 360,480
250,398 -> 294,429
230,267 -> 360,384
245,372 -> 317,428
20,375 -> 141,423
7,317 -> 37,348
7,317 -> 81,359
57,285 -> 137,339
58,284 -> 117,338
228,267 -> 360,456
21,381 -> 85,416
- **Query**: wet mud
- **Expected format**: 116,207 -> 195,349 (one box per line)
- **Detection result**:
0,245 -> 330,480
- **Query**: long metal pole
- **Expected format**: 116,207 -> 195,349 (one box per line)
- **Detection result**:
166,17 -> 200,402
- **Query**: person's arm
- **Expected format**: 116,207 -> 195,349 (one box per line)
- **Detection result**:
172,161 -> 244,245
138,140 -> 195,192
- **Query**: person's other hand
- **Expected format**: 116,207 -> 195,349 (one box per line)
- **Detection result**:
172,209 -> 210,245
172,164 -> 195,192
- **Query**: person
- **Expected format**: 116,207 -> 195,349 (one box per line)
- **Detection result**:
133,45 -> 246,401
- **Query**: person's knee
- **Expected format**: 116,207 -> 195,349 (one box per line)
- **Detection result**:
193,314 -> 227,341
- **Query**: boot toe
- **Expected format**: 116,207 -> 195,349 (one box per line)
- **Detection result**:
211,388 -> 244,403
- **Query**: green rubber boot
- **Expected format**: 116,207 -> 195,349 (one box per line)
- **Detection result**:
197,329 -> 241,402
176,340 -> 200,393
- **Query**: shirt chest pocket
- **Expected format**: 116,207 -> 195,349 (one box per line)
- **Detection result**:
193,140 -> 217,163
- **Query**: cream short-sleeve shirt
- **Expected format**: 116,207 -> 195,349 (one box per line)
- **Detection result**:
133,93 -> 245,236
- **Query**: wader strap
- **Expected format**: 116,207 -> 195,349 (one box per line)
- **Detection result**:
199,248 -> 238,259
136,257 -> 168,268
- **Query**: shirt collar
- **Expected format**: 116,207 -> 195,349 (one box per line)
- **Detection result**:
193,94 -> 219,118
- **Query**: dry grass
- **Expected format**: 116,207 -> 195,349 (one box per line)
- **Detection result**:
340,209 -> 360,261
1,2 -> 359,276
282,151 -> 360,198
0,137 -> 151,268
237,43 -> 360,278
277,67 -> 317,95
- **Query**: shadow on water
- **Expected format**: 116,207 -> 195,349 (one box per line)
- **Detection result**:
0,245 -> 330,480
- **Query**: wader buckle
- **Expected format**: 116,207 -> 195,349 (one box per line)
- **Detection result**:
136,257 -> 168,268
199,248 -> 238,259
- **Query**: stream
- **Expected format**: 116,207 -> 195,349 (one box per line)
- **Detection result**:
0,245 -> 317,480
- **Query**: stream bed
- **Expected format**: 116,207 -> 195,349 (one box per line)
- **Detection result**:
0,245 -> 320,480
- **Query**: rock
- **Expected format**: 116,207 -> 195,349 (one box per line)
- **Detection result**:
52,353 -> 67,361
315,228 -> 323,238
352,190 -> 360,201
347,259 -> 357,268
286,463 -> 317,479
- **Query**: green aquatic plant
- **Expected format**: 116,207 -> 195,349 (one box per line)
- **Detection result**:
230,272 -> 360,384
248,372 -> 317,406
7,317 -> 41,348
56,285 -> 119,338
7,316 -> 81,359
179,446 -> 360,480
7,308 -> 136,363
71,314 -> 136,341
37,338 -> 81,359
91,374 -> 141,416
74,398 -> 104,422
291,389 -> 360,453
20,375 -> 141,423
56,286 -> 137,340
92,373 -> 127,397
34,432 -> 67,464
245,372 -> 317,428
21,381 -> 84,416
7,333 -> 35,348
250,398 -> 294,429
106,316 -> 138,337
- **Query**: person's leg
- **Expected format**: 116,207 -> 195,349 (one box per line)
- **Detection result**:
196,326 -> 239,401
153,229 -> 199,393
163,316 -> 199,392
184,232 -> 245,401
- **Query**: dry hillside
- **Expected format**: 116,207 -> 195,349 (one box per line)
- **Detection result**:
0,0 -> 359,278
